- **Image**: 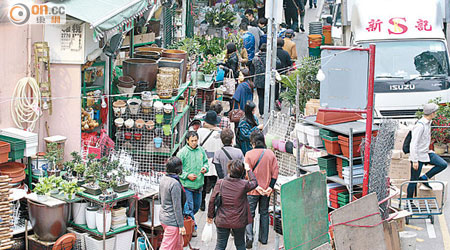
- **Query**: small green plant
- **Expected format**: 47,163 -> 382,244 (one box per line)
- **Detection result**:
99,181 -> 109,195
34,179 -> 53,195
44,143 -> 63,171
74,163 -> 86,179
202,59 -> 217,75
60,181 -> 84,200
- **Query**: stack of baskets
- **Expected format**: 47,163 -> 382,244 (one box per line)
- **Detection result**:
308,22 -> 324,58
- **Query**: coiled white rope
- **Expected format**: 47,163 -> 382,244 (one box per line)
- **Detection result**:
11,77 -> 41,131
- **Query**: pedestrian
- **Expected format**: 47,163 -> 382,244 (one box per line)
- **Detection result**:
299,0 -> 306,32
220,43 -> 240,79
309,0 -> 317,8
176,131 -> 209,237
237,101 -> 263,155
277,38 -> 293,72
245,130 -> 279,248
233,68 -> 254,112
284,0 -> 304,32
240,22 -> 256,63
210,100 -> 231,130
244,9 -> 258,27
213,128 -> 245,179
250,44 -> 281,118
257,18 -> 268,49
160,157 -> 186,250
248,24 -> 262,53
197,111 -> 223,211
407,103 -> 448,200
207,160 -> 258,250
283,29 -> 298,60
256,0 -> 265,20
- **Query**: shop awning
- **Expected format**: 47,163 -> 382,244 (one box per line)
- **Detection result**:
62,0 -> 151,41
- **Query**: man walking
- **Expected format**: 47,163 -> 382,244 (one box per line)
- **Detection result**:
245,131 -> 279,248
284,0 -> 304,32
177,131 -> 209,236
407,103 -> 448,199
283,29 -> 298,60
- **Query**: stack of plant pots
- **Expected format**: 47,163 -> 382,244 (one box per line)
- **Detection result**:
0,176 -> 13,249
138,200 -> 150,223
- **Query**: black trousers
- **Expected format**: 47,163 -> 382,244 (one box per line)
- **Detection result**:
216,227 -> 246,250
201,176 -> 217,207
284,9 -> 299,31
256,88 -> 265,116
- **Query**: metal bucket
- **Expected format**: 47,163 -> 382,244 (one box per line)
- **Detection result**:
161,50 -> 187,83
123,58 -> 159,91
28,200 -> 69,241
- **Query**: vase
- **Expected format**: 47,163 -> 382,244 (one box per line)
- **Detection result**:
434,143 -> 447,155
72,202 -> 87,225
96,209 -> 112,233
204,74 -> 214,82
28,200 -> 69,241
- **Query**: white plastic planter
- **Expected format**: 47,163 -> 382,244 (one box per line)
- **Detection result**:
85,234 -> 115,250
85,207 -> 98,229
114,230 -> 134,250
72,202 -> 88,225
96,210 -> 112,233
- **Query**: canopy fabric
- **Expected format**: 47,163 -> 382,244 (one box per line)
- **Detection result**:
62,0 -> 150,41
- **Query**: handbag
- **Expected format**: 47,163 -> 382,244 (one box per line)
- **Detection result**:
213,181 -> 224,218
223,70 -> 236,96
183,216 -> 195,248
228,100 -> 245,123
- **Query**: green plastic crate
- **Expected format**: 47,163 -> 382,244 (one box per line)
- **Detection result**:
338,192 -> 350,199
319,129 -> 338,137
338,196 -> 349,203
318,155 -> 337,176
0,135 -> 25,160
321,134 -> 338,142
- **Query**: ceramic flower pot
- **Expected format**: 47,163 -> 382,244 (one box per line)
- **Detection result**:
135,119 -> 145,129
265,134 -> 276,148
134,133 -> 143,141
141,91 -> 153,101
204,74 -> 214,82
163,125 -> 172,136
145,120 -> 155,130
127,98 -> 142,115
154,137 -> 163,148
124,132 -> 132,140
37,194 -> 48,202
163,104 -> 173,114
124,119 -> 134,129
155,114 -> 164,124
153,101 -> 164,113
114,118 -> 124,128
96,209 -> 112,233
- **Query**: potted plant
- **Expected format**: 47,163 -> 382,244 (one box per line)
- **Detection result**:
111,161 -> 131,193
431,114 -> 449,154
34,179 -> 53,202
46,175 -> 64,195
44,142 -> 63,176
60,181 -> 84,200
74,163 -> 86,186
82,159 -> 101,196
98,181 -> 117,201
202,58 -> 217,82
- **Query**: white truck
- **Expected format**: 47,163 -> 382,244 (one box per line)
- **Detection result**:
330,0 -> 450,119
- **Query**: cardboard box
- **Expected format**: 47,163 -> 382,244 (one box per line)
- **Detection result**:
418,180 -> 448,206
389,159 -> 411,179
141,33 -> 155,43
391,150 -> 404,160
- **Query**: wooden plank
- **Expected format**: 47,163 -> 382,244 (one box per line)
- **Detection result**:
281,172 -> 329,250
330,193 -> 387,250
384,221 -> 401,250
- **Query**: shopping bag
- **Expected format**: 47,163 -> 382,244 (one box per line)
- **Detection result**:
223,71 -> 236,96
216,67 -> 225,82
201,223 -> 213,242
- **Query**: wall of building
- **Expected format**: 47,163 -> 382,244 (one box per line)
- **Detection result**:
0,22 -> 81,160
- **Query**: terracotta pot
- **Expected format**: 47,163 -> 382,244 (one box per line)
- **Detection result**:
145,120 -> 155,130
315,109 -> 363,125
136,46 -> 164,53
118,76 -> 134,88
134,51 -> 161,60
161,49 -> 187,83
135,119 -> 145,129
123,58 -> 159,91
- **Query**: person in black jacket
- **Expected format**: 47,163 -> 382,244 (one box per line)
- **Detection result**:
220,43 -> 239,79
275,38 -> 292,110
284,0 -> 304,32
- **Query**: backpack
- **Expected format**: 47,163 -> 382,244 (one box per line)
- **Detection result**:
402,131 -> 412,154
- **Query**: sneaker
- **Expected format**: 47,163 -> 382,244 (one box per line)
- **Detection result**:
422,182 -> 433,190
408,200 -> 418,211
260,114 -> 264,119
314,3 -> 317,8
300,25 -> 305,32
192,230 -> 198,237
246,240 -> 253,249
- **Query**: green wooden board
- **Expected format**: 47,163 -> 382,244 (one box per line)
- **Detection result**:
281,172 -> 329,250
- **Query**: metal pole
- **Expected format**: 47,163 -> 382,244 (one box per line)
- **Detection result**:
270,21 -> 278,115
263,0 -> 274,132
273,192 -> 279,250
362,44 -> 376,196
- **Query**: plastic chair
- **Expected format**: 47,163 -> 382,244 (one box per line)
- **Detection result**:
52,233 -> 76,250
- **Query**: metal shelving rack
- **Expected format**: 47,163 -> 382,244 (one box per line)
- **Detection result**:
70,189 -> 138,250
297,116 -> 379,205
